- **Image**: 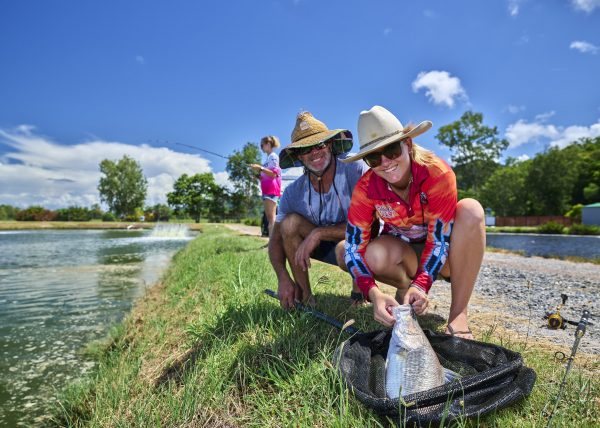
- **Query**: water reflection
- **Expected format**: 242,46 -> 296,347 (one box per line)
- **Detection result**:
0,228 -> 193,426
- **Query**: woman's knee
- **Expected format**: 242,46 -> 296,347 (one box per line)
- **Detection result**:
456,198 -> 484,227
365,237 -> 404,274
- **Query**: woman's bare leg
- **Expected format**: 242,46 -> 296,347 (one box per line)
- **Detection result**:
364,235 -> 417,300
443,198 -> 485,339
264,198 -> 277,237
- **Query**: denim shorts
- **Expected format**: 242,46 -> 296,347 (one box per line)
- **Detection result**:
262,194 -> 280,203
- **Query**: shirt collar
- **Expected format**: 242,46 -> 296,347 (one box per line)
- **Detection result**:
366,162 -> 429,202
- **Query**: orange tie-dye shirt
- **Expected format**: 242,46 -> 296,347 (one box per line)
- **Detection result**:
345,156 -> 457,297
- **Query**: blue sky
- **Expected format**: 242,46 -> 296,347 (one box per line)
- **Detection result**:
1,0 -> 599,208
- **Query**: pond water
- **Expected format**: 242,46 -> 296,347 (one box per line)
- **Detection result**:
0,226 -> 194,426
486,232 -> 600,259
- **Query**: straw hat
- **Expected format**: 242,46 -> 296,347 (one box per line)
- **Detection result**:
280,111 -> 352,169
342,106 -> 432,163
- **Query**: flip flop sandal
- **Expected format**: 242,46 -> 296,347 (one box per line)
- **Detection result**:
350,291 -> 365,304
447,324 -> 474,339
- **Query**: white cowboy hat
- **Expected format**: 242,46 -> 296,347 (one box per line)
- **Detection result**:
342,105 -> 432,163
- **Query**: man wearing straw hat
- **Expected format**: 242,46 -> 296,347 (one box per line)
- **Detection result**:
268,111 -> 368,309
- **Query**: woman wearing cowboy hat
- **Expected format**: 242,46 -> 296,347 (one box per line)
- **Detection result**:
343,106 -> 485,339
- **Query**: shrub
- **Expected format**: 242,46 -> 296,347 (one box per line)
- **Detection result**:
565,203 -> 583,223
536,221 -> 565,234
0,204 -> 19,220
15,206 -> 57,221
242,217 -> 261,227
568,223 -> 600,236
102,212 -> 117,222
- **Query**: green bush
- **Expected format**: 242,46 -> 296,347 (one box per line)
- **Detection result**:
102,212 -> 116,222
15,206 -> 57,221
536,221 -> 565,234
565,203 -> 583,223
568,223 -> 600,236
242,217 -> 261,227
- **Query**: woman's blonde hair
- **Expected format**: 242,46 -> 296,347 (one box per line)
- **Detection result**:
404,124 -> 436,166
260,135 -> 280,148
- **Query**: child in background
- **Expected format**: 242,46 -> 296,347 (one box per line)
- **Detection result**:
250,136 -> 282,237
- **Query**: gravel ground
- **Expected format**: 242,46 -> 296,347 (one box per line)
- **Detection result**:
428,251 -> 600,356
223,224 -> 600,357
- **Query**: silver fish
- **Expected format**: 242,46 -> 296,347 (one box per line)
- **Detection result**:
385,305 -> 450,399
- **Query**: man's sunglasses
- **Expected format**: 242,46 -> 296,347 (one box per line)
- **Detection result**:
294,142 -> 329,156
363,140 -> 404,168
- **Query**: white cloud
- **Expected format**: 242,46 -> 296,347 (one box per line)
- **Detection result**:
0,126 -> 223,209
505,120 -> 559,147
411,70 -> 467,108
508,0 -> 521,16
135,55 -> 145,65
517,154 -> 530,162
505,117 -> 600,148
549,122 -> 600,148
534,111 -> 556,122
505,104 -> 526,114
570,40 -> 599,54
570,0 -> 600,13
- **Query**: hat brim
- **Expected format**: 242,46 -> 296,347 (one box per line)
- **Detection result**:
341,121 -> 432,164
280,129 -> 351,169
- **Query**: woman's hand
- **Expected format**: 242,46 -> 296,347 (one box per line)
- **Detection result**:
249,163 -> 262,172
403,285 -> 429,315
369,287 -> 399,327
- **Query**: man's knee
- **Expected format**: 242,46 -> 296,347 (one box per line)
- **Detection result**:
456,199 -> 484,227
280,213 -> 305,238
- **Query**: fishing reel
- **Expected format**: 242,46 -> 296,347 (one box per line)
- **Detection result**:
544,294 -> 571,330
543,294 -> 594,330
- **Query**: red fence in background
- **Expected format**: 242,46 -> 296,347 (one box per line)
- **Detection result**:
494,216 -> 573,227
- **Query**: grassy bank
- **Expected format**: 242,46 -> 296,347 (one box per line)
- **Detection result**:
0,220 -> 204,231
51,226 -> 599,427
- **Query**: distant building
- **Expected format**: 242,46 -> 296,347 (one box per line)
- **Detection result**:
582,203 -> 600,226
484,207 -> 496,227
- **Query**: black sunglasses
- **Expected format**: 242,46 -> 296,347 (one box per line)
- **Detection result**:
363,140 -> 404,167
294,142 -> 329,156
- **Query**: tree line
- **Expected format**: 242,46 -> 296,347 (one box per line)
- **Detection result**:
2,112 -> 598,223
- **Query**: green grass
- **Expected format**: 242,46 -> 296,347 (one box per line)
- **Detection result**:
50,225 -> 600,427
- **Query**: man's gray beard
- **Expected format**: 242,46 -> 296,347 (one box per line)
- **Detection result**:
304,156 -> 332,177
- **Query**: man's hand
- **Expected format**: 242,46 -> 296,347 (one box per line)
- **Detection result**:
403,286 -> 429,315
277,276 -> 297,310
294,229 -> 321,271
369,287 -> 399,327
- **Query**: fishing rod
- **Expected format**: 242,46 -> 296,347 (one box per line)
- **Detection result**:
175,142 -> 232,160
544,309 -> 591,428
264,289 -> 359,335
177,141 -> 300,181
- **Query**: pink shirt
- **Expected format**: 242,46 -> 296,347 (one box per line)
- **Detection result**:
260,152 -> 282,196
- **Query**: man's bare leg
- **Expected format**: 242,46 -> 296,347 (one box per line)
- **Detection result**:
280,213 -> 318,304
